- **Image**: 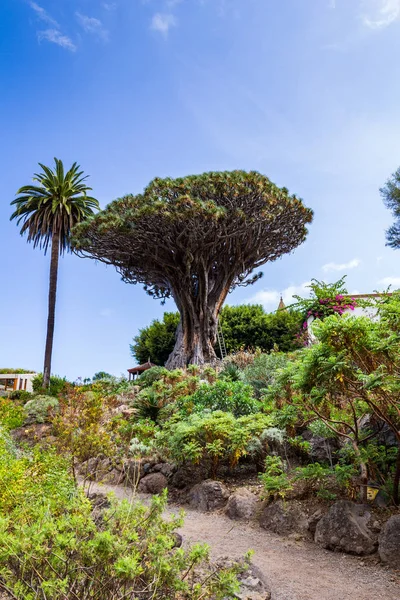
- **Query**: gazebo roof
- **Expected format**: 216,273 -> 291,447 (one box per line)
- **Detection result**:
127,361 -> 156,374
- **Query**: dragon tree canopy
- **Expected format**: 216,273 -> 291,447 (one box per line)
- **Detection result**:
73,170 -> 313,367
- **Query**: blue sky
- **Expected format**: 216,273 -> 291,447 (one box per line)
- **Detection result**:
1,0 -> 400,380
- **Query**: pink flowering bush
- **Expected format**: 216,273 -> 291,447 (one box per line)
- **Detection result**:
292,277 -> 357,344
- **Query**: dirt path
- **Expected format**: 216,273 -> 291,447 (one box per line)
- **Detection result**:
87,481 -> 399,600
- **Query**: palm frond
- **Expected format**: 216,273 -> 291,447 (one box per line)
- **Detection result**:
10,158 -> 100,254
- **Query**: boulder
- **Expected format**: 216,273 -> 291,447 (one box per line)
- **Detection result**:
314,500 -> 378,555
259,500 -> 308,536
138,472 -> 168,494
188,480 -> 230,512
152,462 -> 175,478
225,489 -> 258,521
378,514 -> 400,568
171,463 -> 206,489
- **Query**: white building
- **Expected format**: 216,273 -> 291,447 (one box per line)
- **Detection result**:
0,373 -> 37,393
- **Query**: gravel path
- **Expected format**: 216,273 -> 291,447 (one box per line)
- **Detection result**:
87,481 -> 400,600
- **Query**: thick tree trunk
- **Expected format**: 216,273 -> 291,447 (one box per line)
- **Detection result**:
165,300 -> 220,369
43,233 -> 60,388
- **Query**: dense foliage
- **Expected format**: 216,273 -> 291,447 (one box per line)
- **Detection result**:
32,373 -> 69,397
132,305 -> 302,365
268,293 -> 400,504
0,429 -> 244,599
132,312 -> 180,365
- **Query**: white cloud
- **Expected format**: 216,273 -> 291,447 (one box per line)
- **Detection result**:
29,2 -> 59,27
102,2 -> 117,9
322,258 -> 361,272
362,0 -> 400,28
37,29 -> 77,51
378,276 -> 400,287
76,12 -> 109,41
246,281 -> 312,310
151,13 -> 177,35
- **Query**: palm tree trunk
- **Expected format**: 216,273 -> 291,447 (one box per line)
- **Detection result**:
43,232 -> 60,388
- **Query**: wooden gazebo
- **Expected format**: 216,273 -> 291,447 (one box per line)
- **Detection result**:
127,361 -> 156,381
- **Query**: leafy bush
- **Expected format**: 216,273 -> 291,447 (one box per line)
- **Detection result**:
32,373 -> 68,397
24,395 -> 59,424
132,370 -> 200,423
157,411 -> 272,475
52,388 -> 115,470
137,366 -> 169,388
242,352 -> 289,397
8,389 -> 32,402
179,380 -> 261,417
259,455 -> 292,499
0,442 -> 245,599
0,398 -> 25,430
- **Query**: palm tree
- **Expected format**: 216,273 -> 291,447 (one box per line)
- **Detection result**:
11,158 -> 99,388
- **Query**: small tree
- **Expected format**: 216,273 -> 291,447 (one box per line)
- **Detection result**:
74,171 -> 312,367
272,305 -> 400,504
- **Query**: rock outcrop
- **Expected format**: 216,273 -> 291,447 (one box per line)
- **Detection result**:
188,480 -> 230,511
314,500 -> 378,555
138,472 -> 168,494
378,514 -> 400,568
225,489 -> 259,521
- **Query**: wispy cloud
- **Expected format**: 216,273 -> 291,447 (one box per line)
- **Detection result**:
322,258 -> 361,272
29,1 -> 59,27
362,0 -> 400,28
29,2 -> 76,51
38,29 -> 77,51
246,281 -> 312,310
76,12 -> 109,41
378,276 -> 400,287
151,13 -> 177,35
102,2 -> 117,10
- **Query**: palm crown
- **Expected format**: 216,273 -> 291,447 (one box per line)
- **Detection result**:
10,158 -> 99,254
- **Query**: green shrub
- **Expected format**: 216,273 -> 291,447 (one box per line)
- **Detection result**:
24,395 -> 59,424
242,352 -> 289,397
137,366 -> 169,388
32,373 -> 68,397
0,442 -> 245,599
52,388 -> 115,467
8,389 -> 32,402
0,398 -> 25,430
157,411 -> 272,475
179,380 -> 261,417
259,456 -> 292,499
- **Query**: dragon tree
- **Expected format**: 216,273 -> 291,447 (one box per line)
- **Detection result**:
73,171 -> 313,367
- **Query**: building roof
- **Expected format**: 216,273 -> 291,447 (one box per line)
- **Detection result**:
277,296 -> 286,311
127,361 -> 156,374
